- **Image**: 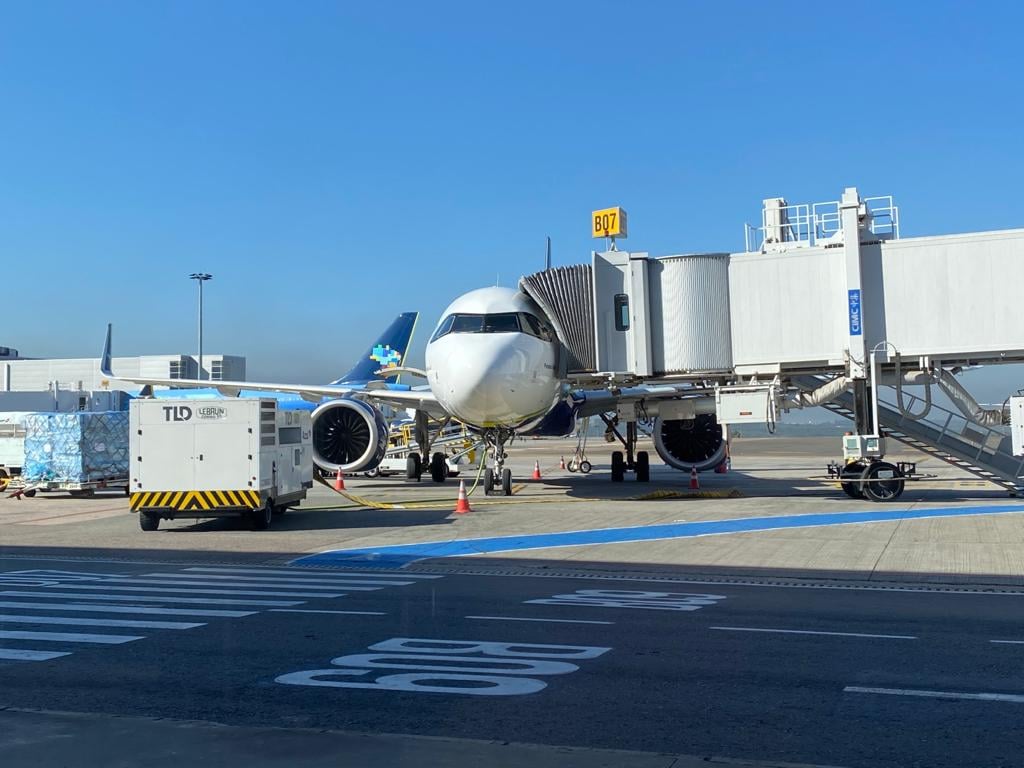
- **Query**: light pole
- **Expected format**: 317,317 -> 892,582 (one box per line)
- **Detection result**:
189,273 -> 212,380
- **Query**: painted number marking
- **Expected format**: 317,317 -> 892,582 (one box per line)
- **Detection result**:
275,637 -> 611,696
526,589 -> 726,612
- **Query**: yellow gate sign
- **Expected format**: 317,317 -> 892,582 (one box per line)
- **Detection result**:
592,207 -> 627,239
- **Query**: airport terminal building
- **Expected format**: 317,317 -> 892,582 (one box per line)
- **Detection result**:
0,354 -> 246,394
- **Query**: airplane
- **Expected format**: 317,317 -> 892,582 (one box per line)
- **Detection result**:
103,286 -> 725,495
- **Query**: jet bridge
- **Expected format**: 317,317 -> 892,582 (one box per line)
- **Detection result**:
520,187 -> 1024,496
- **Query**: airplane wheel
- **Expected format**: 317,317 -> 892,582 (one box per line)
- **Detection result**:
611,451 -> 625,482
406,454 -> 422,481
139,512 -> 159,532
501,468 -> 512,496
484,468 -> 494,496
430,452 -> 447,483
635,451 -> 650,482
579,461 -> 592,474
861,462 -> 905,502
840,461 -> 866,499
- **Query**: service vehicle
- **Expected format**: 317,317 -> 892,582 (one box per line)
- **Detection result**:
129,398 -> 312,531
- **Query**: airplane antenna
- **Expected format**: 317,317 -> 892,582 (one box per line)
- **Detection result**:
495,272 -> 500,287
545,236 -> 551,270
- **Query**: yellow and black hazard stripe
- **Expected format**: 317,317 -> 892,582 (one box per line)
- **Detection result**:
130,490 -> 261,512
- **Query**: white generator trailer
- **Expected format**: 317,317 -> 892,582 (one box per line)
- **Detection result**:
129,398 -> 312,531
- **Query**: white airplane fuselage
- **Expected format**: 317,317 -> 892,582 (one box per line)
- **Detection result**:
425,287 -> 564,430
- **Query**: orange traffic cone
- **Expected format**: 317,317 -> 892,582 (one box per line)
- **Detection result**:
532,460 -> 542,480
559,456 -> 566,470
454,479 -> 472,514
689,467 -> 700,490
334,468 -> 346,491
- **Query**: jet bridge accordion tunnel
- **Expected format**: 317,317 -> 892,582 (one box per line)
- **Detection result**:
520,187 -> 1024,487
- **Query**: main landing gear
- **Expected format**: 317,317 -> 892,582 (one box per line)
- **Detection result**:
482,428 -> 513,496
600,414 -> 650,483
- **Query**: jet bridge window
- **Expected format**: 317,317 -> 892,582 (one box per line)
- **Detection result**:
614,294 -> 630,331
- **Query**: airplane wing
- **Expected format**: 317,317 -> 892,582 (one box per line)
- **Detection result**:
100,325 -> 449,417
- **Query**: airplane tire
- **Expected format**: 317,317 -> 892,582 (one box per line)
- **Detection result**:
484,468 -> 494,496
611,451 -> 625,482
406,454 -> 422,481
635,451 -> 650,482
430,452 -> 447,483
501,468 -> 512,496
579,461 -> 592,474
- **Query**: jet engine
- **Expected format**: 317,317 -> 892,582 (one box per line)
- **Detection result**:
311,398 -> 388,473
652,414 -> 726,472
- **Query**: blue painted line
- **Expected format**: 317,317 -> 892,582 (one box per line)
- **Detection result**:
290,504 -> 1024,570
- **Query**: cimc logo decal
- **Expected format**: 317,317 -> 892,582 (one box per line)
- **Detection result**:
275,637 -> 611,696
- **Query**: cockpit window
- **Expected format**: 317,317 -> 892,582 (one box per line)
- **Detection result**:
431,312 -> 525,341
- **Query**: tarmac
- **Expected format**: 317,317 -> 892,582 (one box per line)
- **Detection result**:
2,436 -> 1022,586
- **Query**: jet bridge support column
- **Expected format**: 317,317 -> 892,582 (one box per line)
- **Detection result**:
841,187 -> 868,380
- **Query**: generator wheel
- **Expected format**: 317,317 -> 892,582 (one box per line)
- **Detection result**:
139,512 -> 159,532
250,500 -> 273,530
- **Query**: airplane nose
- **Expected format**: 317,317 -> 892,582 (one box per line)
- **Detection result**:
437,338 -> 543,427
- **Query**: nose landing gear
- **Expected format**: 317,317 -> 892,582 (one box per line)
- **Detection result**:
482,428 -> 514,496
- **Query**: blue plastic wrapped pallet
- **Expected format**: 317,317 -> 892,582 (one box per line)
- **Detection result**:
22,411 -> 129,483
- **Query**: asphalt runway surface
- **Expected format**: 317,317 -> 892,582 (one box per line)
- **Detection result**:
1,552 -> 1023,767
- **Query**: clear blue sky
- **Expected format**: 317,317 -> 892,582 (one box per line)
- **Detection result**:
2,1 -> 1023,398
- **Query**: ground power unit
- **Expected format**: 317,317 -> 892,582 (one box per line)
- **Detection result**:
129,398 -> 312,531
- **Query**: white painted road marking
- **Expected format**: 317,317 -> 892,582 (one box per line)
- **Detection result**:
845,686 -> 1024,703
1,590 -> 301,606
527,589 -> 726,612
0,614 -> 203,630
39,584 -> 345,598
0,648 -> 72,661
269,609 -> 387,616
278,637 -> 611,696
121,577 -> 376,591
710,626 -> 917,640
466,615 -> 614,625
186,567 -> 442,580
147,573 -> 416,588
0,630 -> 143,644
0,601 -> 255,618
990,640 -> 1024,645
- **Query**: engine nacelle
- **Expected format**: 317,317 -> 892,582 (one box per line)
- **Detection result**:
652,414 -> 726,473
311,398 -> 388,473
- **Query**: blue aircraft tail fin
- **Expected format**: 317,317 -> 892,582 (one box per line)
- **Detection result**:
331,311 -> 418,385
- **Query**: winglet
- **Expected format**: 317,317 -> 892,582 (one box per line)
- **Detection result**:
100,324 -> 114,377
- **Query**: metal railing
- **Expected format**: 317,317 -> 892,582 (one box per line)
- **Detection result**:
744,195 -> 900,253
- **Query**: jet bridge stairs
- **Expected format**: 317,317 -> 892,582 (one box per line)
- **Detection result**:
793,375 -> 1024,495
